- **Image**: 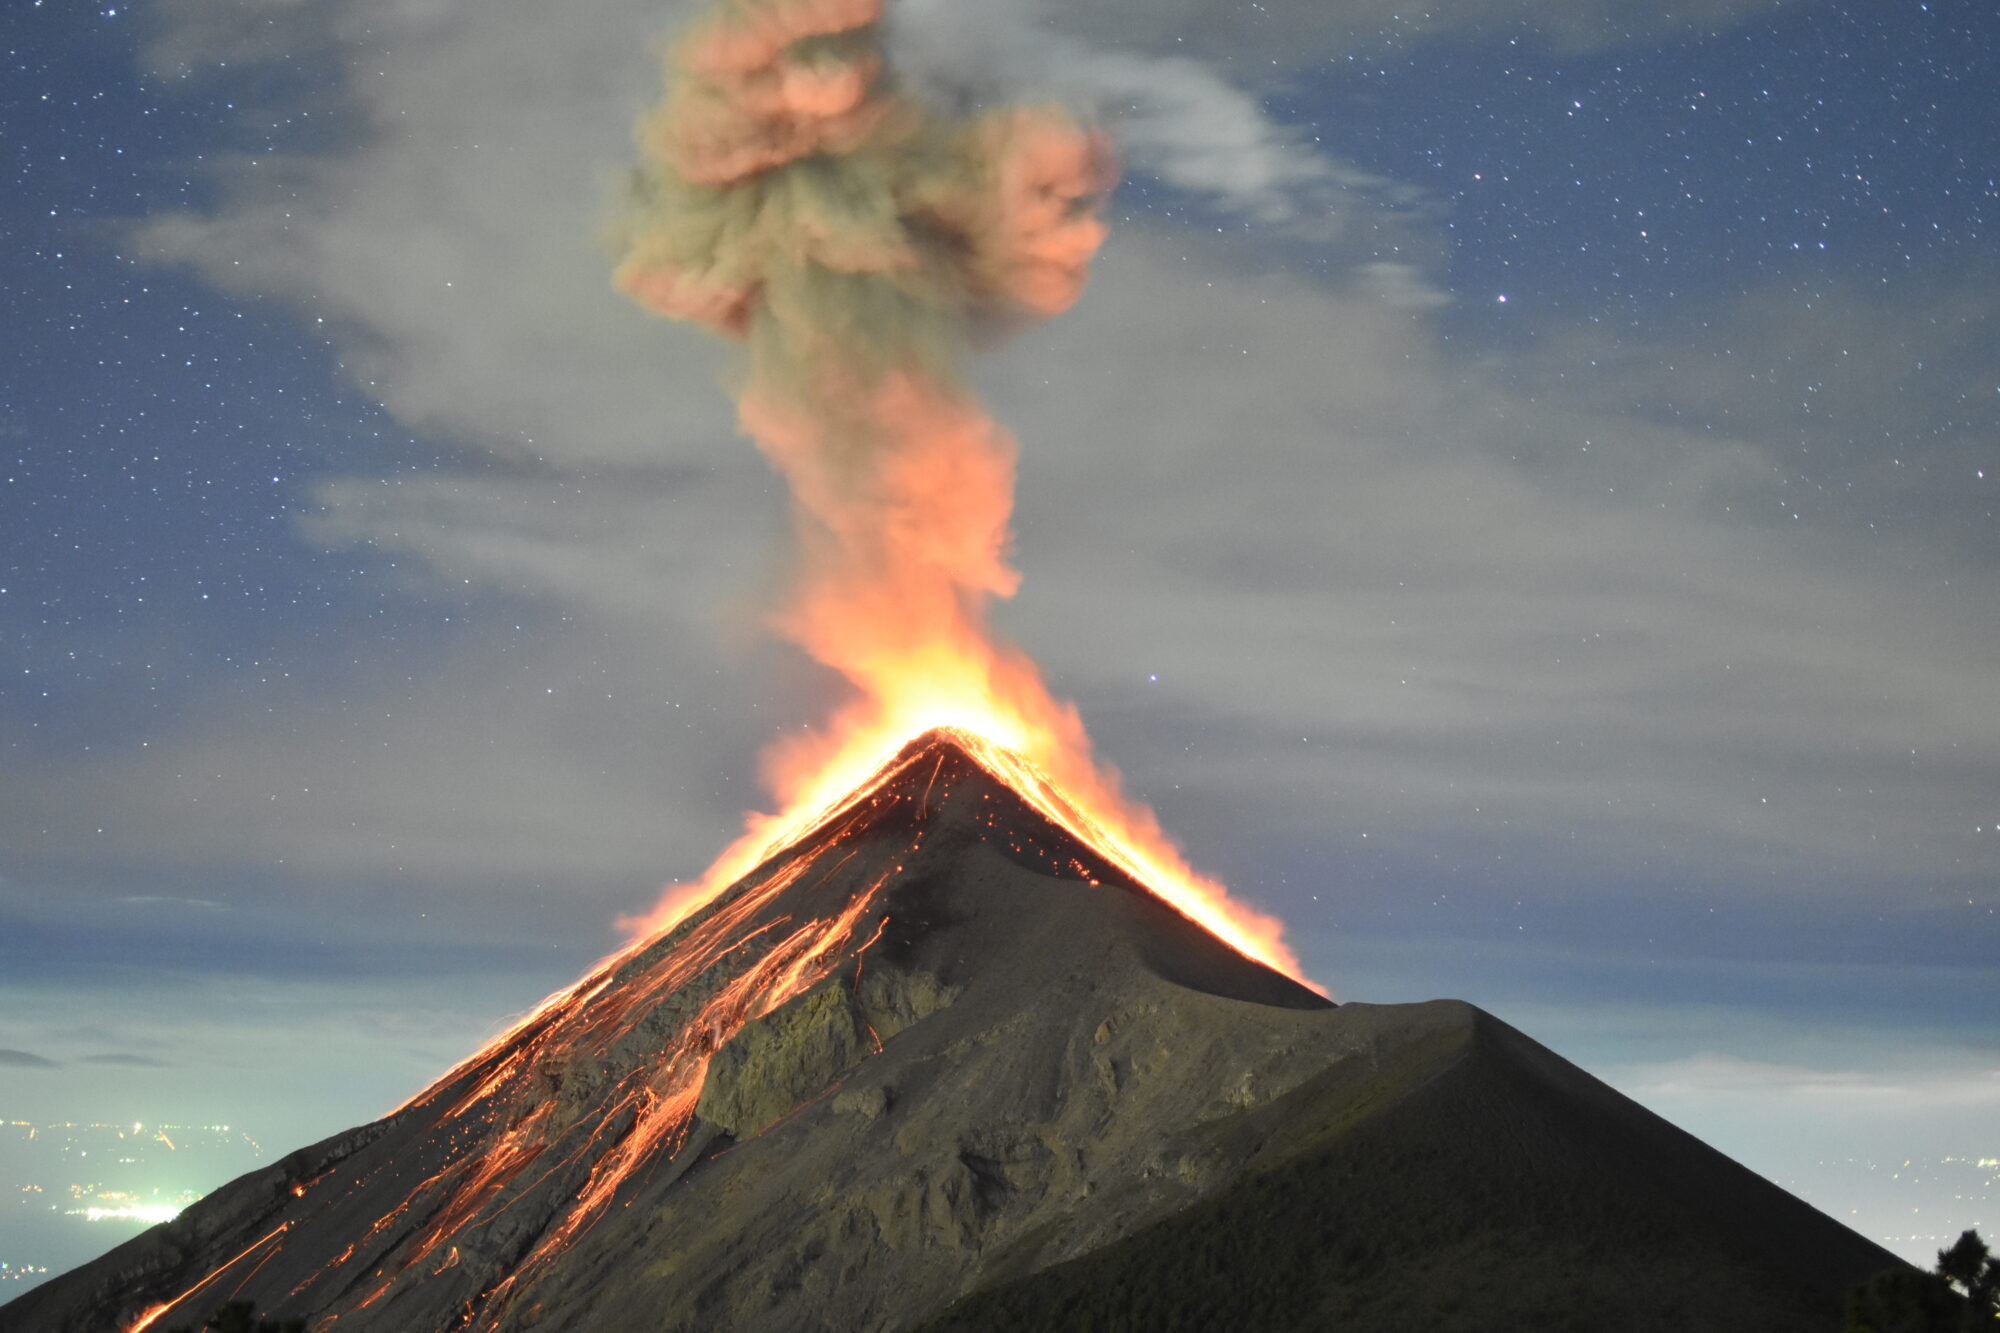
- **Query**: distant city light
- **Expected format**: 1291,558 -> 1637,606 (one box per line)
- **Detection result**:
70,1204 -> 183,1225
3,1118 -> 263,1283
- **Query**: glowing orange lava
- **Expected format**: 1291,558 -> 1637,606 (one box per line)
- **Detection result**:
634,717 -> 1306,986
608,0 -> 1305,987
118,0 -> 1313,1323
122,725 -> 1315,1333
126,806 -> 899,1333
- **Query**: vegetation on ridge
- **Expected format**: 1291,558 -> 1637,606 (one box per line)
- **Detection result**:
1845,1229 -> 1999,1332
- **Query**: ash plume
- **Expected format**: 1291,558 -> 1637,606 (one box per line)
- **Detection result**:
611,0 -> 1298,979
610,0 -> 1109,740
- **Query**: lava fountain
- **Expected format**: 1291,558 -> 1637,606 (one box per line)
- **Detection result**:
611,0 -> 1302,980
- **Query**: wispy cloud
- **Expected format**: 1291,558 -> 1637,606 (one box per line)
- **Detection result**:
1040,0 -> 1809,66
1,0 -> 1965,939
1629,1053 -> 2000,1107
117,896 -> 228,910
0,1048 -> 59,1069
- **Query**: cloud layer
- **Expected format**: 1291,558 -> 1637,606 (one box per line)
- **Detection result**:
10,0 -> 1962,944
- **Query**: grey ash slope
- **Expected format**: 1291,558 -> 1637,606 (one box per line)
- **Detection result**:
2,730 -> 1901,1332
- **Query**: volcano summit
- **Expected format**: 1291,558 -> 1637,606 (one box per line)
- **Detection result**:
2,730 -> 1897,1332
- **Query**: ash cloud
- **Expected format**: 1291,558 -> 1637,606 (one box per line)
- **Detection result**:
31,0 -> 1988,969
607,0 -> 1112,754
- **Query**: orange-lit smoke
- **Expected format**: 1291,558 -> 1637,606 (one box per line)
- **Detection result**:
612,0 -> 1304,981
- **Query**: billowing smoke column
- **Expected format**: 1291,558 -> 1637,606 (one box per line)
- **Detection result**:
614,0 -> 1302,979
613,0 -> 1106,724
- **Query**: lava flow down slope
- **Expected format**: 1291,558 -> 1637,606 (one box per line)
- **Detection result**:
2,729 -> 1902,1333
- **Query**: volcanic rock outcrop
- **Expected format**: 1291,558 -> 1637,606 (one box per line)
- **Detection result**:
1,730 -> 1901,1332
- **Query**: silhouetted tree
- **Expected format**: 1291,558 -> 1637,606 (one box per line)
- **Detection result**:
162,1299 -> 305,1333
1936,1229 -> 1999,1310
1845,1229 -> 1999,1333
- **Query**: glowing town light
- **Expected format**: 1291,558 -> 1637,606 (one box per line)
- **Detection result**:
75,1204 -> 183,1225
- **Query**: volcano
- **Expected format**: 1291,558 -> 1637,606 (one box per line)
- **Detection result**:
3,729 -> 1899,1332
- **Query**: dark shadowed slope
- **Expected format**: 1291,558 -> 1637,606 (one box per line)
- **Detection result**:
2,729 -> 1902,1332
918,1002 -> 1900,1332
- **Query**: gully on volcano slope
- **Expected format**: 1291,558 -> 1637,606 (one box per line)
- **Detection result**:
114,727 -> 1290,1333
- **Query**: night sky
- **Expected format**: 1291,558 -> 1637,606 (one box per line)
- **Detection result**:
4,0 -> 1996,1280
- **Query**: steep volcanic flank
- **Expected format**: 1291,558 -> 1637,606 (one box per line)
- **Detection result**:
3,729 -> 1313,1333
4,730 -> 1900,1333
